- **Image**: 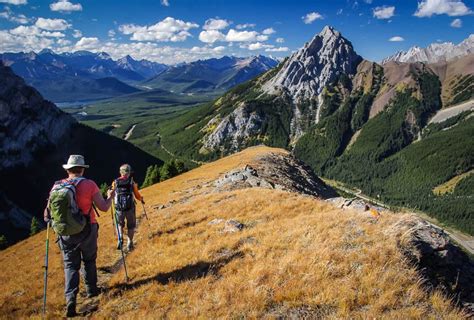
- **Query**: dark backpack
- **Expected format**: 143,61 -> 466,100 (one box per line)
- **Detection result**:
48,178 -> 88,236
115,177 -> 134,211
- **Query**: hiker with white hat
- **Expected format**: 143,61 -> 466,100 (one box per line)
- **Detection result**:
44,154 -> 114,317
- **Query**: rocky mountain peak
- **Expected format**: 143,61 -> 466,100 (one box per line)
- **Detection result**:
262,25 -> 362,101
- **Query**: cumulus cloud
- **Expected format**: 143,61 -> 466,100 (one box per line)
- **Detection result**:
225,29 -> 267,42
246,42 -> 273,50
262,27 -> 276,35
0,0 -> 27,5
199,30 -> 225,43
414,0 -> 472,17
389,36 -> 404,42
75,36 -> 100,50
35,17 -> 71,30
302,12 -> 323,24
276,37 -> 284,43
50,0 -> 82,12
161,0 -> 169,6
203,18 -> 230,30
373,6 -> 395,19
119,17 -> 198,42
108,29 -> 116,37
450,18 -> 462,27
235,23 -> 255,29
0,29 -> 54,52
10,25 -> 65,37
0,6 -> 30,24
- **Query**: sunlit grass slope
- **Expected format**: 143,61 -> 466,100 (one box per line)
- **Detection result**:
0,146 -> 465,319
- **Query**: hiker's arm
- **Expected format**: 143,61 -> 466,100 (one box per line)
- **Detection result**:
133,183 -> 144,203
92,190 -> 114,212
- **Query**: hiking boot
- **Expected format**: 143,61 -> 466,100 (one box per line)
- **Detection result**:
127,241 -> 134,251
66,302 -> 77,317
87,286 -> 104,298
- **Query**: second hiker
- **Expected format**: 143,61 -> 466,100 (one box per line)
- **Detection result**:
112,164 -> 144,251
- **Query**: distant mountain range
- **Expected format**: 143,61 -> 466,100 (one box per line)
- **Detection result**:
0,50 -> 279,102
142,55 -> 279,94
383,34 -> 474,64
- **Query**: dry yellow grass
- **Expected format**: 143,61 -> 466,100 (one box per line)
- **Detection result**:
0,146 -> 466,319
433,169 -> 474,196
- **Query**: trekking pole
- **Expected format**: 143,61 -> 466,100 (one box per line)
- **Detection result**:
111,202 -> 129,282
141,201 -> 150,226
42,222 -> 50,317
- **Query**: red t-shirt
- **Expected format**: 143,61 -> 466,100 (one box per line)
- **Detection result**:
58,178 -> 100,224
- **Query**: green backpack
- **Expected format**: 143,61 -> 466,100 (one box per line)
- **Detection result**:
48,177 -> 87,236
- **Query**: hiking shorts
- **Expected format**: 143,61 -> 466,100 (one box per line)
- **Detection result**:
116,207 -> 136,230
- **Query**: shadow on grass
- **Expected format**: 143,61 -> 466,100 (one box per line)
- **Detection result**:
147,217 -> 208,239
107,251 -> 244,295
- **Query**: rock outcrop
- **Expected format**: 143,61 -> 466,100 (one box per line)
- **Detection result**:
262,26 -> 362,101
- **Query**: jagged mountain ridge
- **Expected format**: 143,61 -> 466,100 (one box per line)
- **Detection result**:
143,55 -> 279,94
0,63 -> 161,243
382,34 -> 474,64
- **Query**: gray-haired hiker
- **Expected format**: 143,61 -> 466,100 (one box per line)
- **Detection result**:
111,164 -> 144,252
44,155 -> 114,317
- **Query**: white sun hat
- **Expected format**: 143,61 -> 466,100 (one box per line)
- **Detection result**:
62,155 -> 90,169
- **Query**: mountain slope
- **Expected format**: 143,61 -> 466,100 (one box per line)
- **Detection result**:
0,146 -> 471,318
383,34 -> 474,64
0,63 -> 162,243
143,55 -> 278,94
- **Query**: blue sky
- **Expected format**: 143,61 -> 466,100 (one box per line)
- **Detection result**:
0,0 -> 472,64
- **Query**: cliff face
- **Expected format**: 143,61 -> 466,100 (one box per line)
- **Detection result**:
0,64 -> 74,169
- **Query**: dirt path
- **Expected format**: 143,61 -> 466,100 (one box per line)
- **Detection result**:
429,99 -> 474,124
325,179 -> 474,256
123,124 -> 137,140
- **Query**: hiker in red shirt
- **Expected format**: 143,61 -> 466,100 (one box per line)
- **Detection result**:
44,155 -> 114,317
112,164 -> 144,251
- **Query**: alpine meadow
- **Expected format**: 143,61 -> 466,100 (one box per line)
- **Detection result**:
0,0 -> 473,319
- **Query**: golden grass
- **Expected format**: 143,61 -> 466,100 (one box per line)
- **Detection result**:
433,169 -> 474,196
0,146 -> 466,319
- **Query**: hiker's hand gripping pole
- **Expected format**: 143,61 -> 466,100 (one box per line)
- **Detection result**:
42,221 -> 50,317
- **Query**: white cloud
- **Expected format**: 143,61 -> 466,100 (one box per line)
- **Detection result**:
247,42 -> 273,50
262,27 -> 276,35
203,18 -> 230,30
373,6 -> 395,19
414,0 -> 472,17
276,37 -> 284,43
72,29 -> 82,38
0,0 -> 27,5
199,30 -> 225,43
50,0 -> 82,12
302,12 -> 323,24
265,46 -> 289,52
119,17 -> 198,42
0,7 -> 30,24
225,29 -> 267,42
108,29 -> 116,37
336,8 -> 343,15
35,17 -> 71,30
389,36 -> 404,42
235,23 -> 255,29
161,0 -> 169,6
75,37 -> 100,50
57,38 -> 71,45
10,25 -> 65,37
450,18 -> 462,27
0,29 -> 54,52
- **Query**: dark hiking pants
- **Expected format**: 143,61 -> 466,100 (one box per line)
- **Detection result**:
59,223 -> 99,305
